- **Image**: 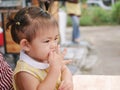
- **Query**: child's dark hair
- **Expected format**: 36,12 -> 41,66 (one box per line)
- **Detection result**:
6,6 -> 58,44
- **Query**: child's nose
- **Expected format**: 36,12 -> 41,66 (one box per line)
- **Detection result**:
50,41 -> 57,49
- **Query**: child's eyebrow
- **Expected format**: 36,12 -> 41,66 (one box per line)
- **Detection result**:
46,34 -> 59,39
56,34 -> 60,37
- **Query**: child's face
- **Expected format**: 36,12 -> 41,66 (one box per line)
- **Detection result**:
27,26 -> 59,63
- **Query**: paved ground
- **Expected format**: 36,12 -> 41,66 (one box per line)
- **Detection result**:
1,26 -> 120,75
80,26 -> 120,75
69,26 -> 120,75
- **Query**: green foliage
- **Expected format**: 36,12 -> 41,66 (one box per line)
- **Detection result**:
91,7 -> 112,25
80,11 -> 94,26
67,4 -> 120,26
67,16 -> 72,26
112,1 -> 120,24
80,0 -> 87,3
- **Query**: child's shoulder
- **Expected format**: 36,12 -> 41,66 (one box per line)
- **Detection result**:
14,60 -> 38,73
14,60 -> 44,79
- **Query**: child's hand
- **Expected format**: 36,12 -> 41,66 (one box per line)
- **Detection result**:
48,45 -> 65,70
48,45 -> 71,68
55,45 -> 72,65
48,51 -> 62,70
58,80 -> 73,90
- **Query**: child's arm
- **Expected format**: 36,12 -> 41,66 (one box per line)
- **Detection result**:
15,51 -> 62,90
57,46 -> 73,90
58,65 -> 73,90
15,66 -> 61,90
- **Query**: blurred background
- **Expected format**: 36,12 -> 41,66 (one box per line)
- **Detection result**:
0,0 -> 120,75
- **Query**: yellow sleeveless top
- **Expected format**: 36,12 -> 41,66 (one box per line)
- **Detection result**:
13,60 -> 61,90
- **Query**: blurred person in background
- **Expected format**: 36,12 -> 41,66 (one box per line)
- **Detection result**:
66,0 -> 81,44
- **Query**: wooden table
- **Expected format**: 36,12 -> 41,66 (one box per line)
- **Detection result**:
73,75 -> 120,90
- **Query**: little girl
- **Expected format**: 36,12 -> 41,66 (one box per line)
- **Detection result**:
6,6 -> 73,90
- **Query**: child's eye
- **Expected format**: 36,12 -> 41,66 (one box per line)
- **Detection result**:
44,40 -> 50,43
55,37 -> 58,41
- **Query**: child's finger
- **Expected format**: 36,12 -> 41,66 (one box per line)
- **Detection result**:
63,60 -> 72,65
56,45 -> 61,54
62,48 -> 67,57
48,51 -> 53,62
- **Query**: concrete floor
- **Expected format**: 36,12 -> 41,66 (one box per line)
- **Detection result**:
72,26 -> 120,75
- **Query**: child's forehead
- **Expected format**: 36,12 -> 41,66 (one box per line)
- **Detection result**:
33,18 -> 58,31
37,25 -> 59,36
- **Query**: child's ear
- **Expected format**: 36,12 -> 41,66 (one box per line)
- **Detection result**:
20,39 -> 30,52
